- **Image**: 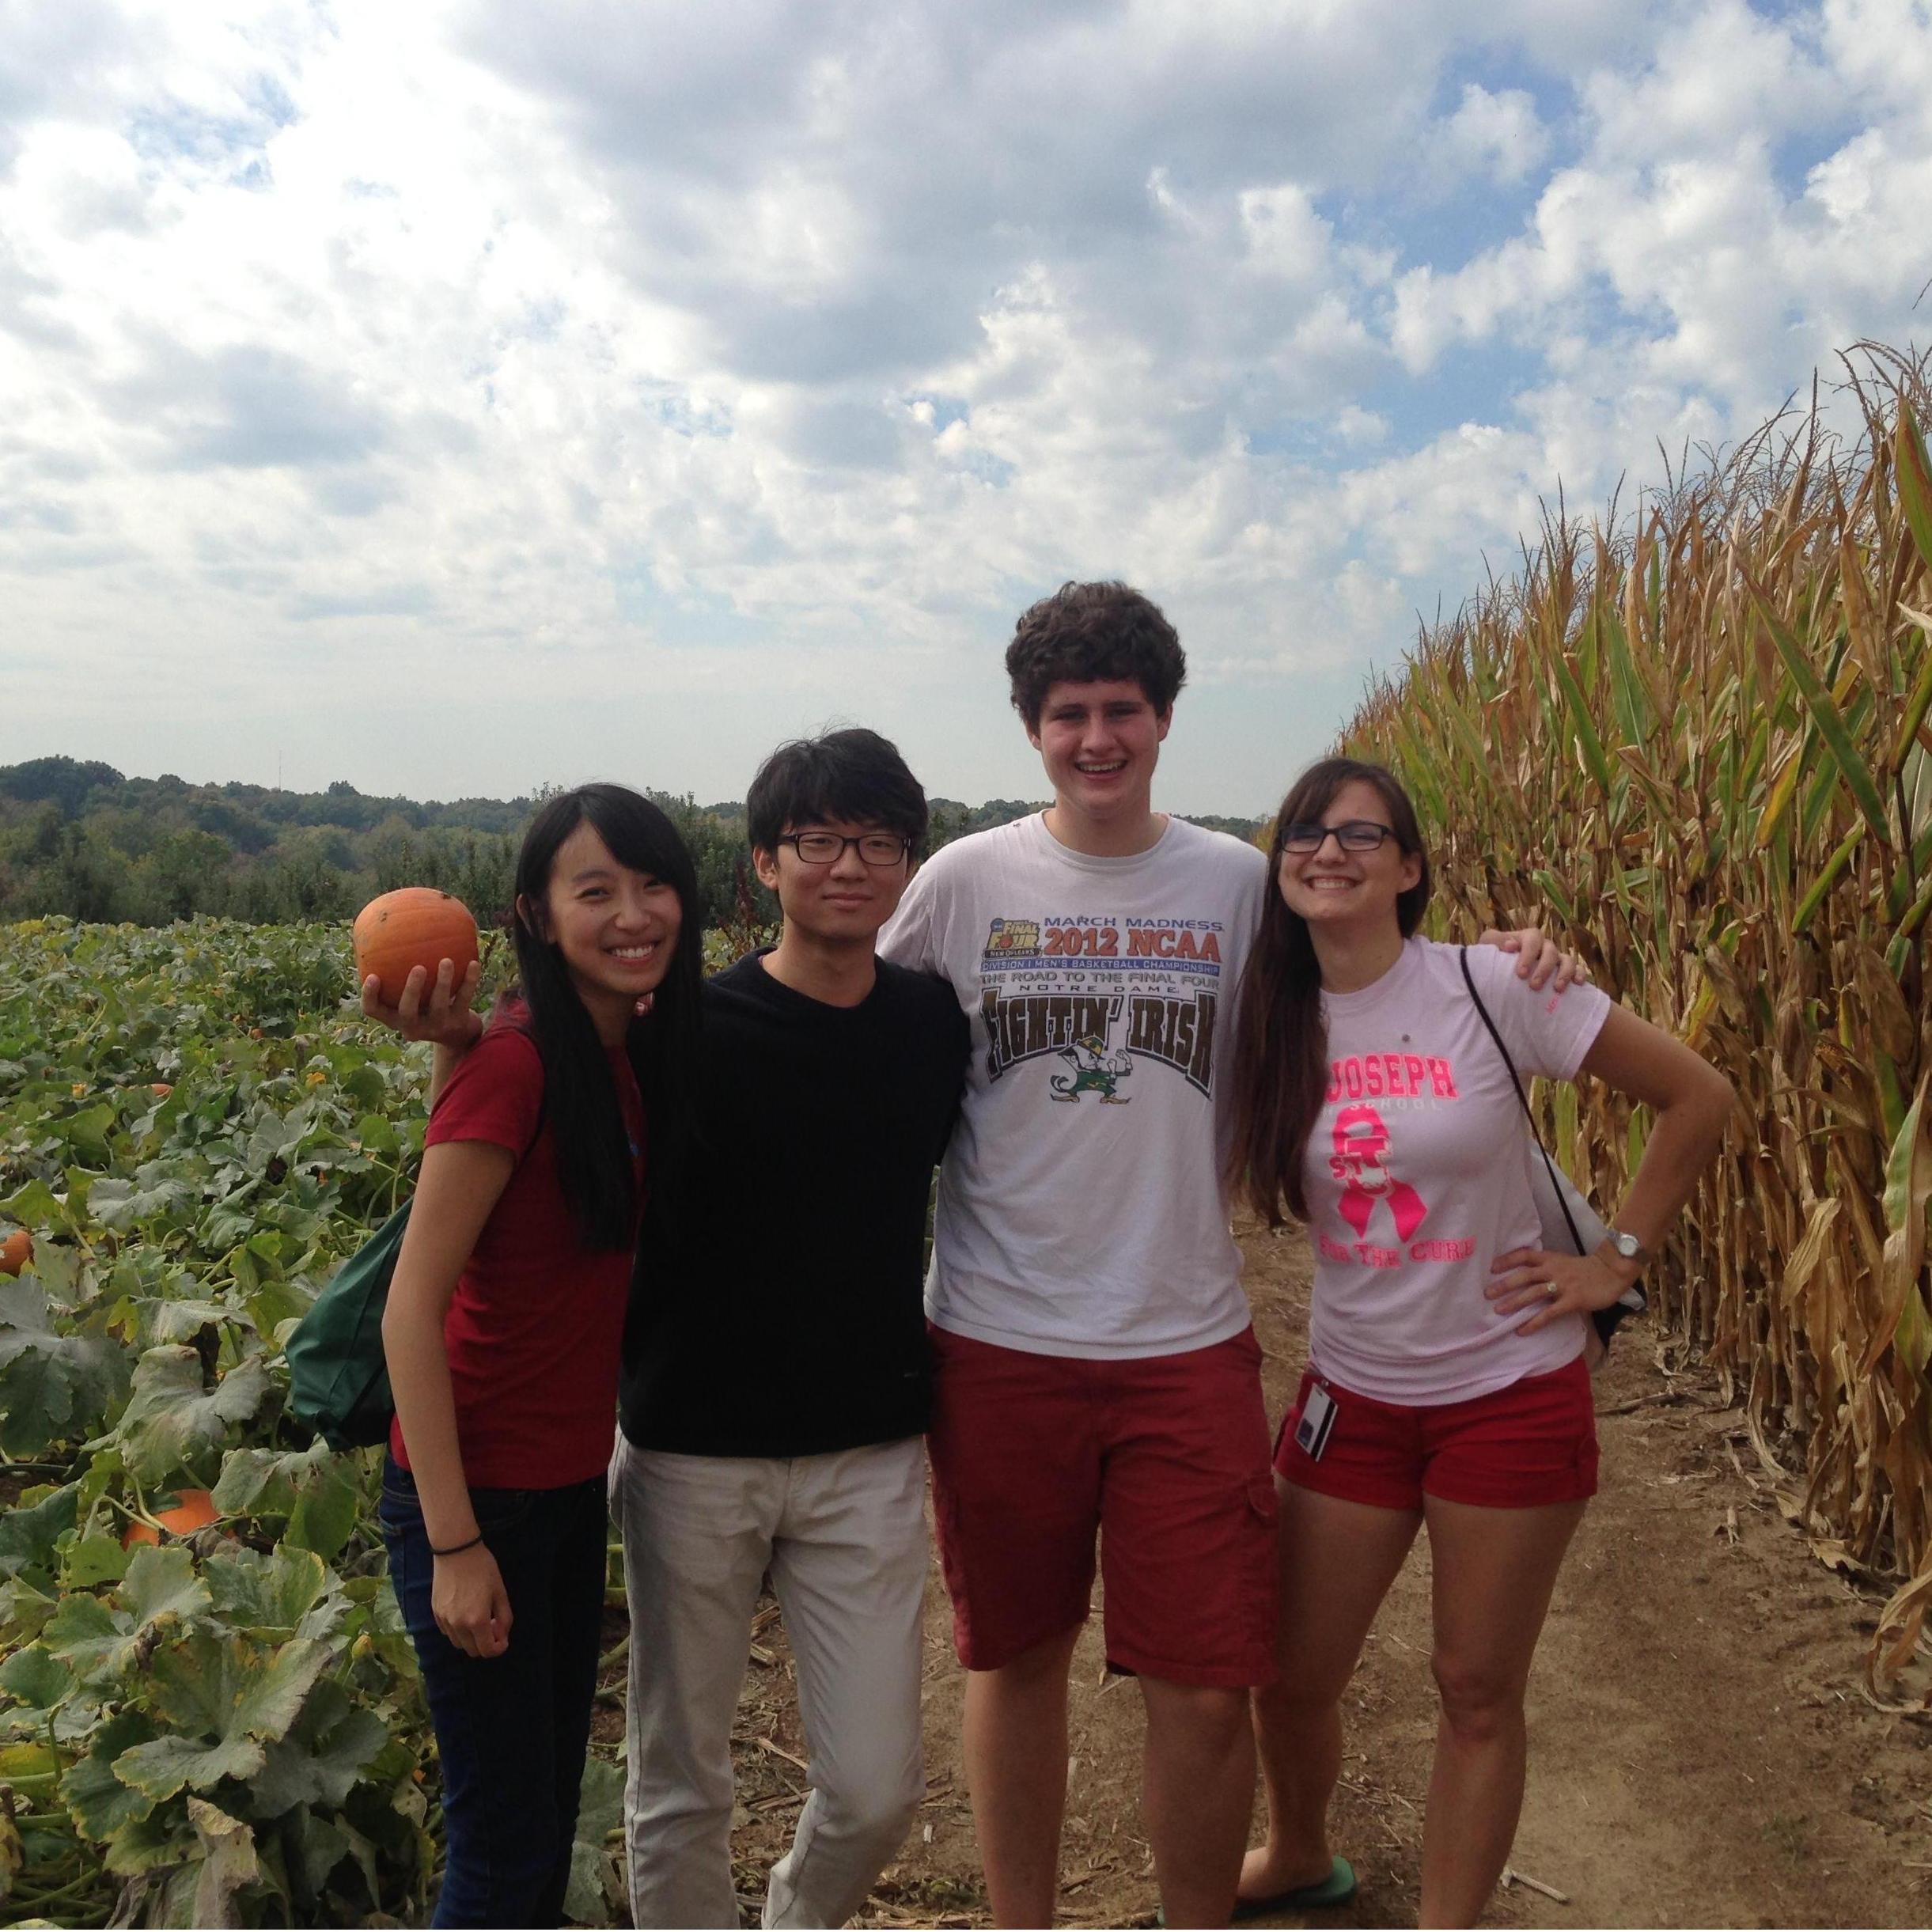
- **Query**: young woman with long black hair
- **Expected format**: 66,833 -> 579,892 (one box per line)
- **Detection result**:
1226,758 -> 1732,1929
373,784 -> 702,1928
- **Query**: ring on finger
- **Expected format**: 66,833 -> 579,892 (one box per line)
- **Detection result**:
1544,1281 -> 1560,1299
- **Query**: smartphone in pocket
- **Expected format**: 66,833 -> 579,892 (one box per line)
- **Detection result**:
1294,1383 -> 1337,1462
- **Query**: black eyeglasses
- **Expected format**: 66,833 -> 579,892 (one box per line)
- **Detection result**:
1281,820 -> 1397,854
781,832 -> 912,867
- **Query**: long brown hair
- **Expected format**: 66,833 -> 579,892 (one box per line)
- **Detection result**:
1228,758 -> 1431,1227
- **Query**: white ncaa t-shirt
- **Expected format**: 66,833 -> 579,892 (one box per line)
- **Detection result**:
1304,936 -> 1612,1404
880,813 -> 1266,1359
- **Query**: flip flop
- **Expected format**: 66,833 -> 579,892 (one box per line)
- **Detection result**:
1229,1854 -> 1358,1921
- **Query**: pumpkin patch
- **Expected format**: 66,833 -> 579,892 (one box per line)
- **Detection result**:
0,915 -> 654,1925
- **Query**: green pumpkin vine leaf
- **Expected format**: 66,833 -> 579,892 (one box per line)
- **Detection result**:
110,1633 -> 331,1803
0,1276 -> 128,1457
112,1348 -> 279,1487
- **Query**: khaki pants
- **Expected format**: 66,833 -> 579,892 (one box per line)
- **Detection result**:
610,1433 -> 929,1929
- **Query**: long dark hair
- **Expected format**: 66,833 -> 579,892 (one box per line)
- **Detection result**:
510,784 -> 703,1250
1227,759 -> 1431,1228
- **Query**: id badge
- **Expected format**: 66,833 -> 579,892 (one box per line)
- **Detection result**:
1294,1384 -> 1338,1463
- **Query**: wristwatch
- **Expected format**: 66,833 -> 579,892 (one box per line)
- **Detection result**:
1603,1227 -> 1650,1267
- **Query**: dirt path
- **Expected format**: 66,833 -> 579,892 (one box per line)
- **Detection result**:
713,1223 -> 1932,1928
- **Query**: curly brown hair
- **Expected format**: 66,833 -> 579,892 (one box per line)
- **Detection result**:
1005,581 -> 1187,729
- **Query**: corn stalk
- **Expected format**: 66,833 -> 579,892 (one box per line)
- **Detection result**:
1340,347 -> 1932,1705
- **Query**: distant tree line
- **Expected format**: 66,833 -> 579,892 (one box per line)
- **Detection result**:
0,757 -> 1261,930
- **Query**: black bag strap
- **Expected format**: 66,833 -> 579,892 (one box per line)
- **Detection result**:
1458,945 -> 1586,1256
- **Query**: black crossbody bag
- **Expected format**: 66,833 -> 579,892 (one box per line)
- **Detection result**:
1458,948 -> 1644,1350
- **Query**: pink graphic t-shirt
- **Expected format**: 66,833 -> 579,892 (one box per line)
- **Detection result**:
1302,937 -> 1612,1405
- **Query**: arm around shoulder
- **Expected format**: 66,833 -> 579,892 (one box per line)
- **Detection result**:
1477,922 -> 1591,992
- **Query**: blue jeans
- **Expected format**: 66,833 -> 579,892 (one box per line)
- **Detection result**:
380,1459 -> 608,1929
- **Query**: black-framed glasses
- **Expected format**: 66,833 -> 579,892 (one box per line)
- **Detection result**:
781,832 -> 913,867
1281,820 -> 1397,854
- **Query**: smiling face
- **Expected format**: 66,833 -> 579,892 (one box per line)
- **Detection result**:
522,822 -> 684,1035
1028,677 -> 1170,831
752,817 -> 914,949
1275,778 -> 1422,932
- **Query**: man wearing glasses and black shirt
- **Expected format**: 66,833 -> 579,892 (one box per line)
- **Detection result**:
612,729 -> 968,1928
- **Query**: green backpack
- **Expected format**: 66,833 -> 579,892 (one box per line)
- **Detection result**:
286,1203 -> 413,1451
286,1092 -> 548,1452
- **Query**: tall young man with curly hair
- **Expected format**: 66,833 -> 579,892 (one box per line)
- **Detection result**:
881,581 -> 1277,1926
882,581 -> 1570,1928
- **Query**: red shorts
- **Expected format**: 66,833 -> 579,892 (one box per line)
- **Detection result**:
926,1324 -> 1278,1687
1274,1357 -> 1599,1510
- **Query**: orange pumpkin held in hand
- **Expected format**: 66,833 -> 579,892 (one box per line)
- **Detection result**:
122,1488 -> 221,1547
0,1228 -> 31,1276
354,888 -> 479,1006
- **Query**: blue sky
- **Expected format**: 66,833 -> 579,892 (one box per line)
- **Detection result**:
5,0 -> 1931,815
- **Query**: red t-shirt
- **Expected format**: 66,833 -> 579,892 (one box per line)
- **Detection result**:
389,1014 -> 646,1489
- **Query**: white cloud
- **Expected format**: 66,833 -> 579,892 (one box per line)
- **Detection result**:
3,0 -> 1931,813
1382,0 -> 1932,479
1438,82 -> 1551,185
1239,184 -> 1335,283
1582,0 -> 1835,157
1333,404 -> 1392,447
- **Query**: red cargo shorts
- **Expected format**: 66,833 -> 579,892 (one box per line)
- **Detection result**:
926,1323 -> 1278,1687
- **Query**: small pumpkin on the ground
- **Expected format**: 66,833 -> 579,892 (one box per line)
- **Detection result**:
122,1489 -> 222,1547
